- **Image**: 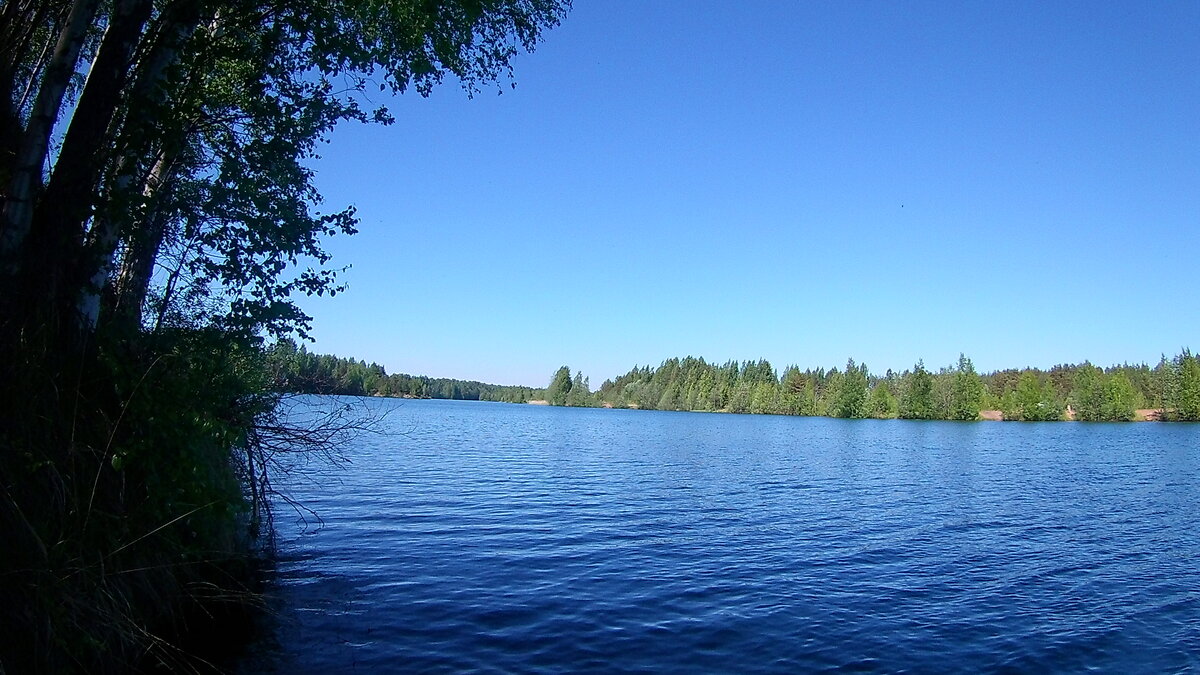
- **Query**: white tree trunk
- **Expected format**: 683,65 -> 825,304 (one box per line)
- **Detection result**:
0,0 -> 100,265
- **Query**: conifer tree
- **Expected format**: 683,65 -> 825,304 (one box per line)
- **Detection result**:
1167,350 -> 1200,421
831,358 -> 869,418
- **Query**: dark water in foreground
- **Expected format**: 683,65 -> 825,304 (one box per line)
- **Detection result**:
241,398 -> 1199,673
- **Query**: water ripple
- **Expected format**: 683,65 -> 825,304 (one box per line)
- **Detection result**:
240,399 -> 1200,674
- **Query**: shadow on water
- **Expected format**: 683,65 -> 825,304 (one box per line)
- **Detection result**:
228,553 -> 368,674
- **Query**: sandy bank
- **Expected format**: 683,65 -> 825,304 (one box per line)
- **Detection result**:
979,408 -> 1165,421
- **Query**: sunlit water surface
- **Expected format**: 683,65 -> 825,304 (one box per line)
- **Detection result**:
239,397 -> 1199,673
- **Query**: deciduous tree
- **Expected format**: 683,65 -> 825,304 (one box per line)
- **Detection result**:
546,365 -> 572,406
899,360 -> 935,420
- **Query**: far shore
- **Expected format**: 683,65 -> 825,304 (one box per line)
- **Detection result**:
530,401 -> 1168,422
980,408 -> 1165,422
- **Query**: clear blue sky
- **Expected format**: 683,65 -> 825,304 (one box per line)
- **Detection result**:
296,1 -> 1199,388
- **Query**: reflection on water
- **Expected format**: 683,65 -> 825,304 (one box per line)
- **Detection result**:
240,398 -> 1200,673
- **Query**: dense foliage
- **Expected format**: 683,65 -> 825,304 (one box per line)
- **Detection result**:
0,0 -> 568,670
266,339 -> 541,403
542,350 -> 1200,422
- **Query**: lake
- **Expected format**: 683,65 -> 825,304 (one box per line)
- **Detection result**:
239,397 -> 1199,673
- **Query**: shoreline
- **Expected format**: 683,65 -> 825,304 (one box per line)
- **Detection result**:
528,401 -> 1170,422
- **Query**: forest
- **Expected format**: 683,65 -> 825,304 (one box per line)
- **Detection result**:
0,0 -> 1189,668
272,344 -> 1200,423
0,1 -> 568,671
267,339 -> 540,403
542,351 -> 1200,422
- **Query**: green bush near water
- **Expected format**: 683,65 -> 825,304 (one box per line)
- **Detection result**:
1,328 -> 273,672
0,0 -> 570,669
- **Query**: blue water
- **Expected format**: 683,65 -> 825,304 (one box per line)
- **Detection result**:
241,397 -> 1199,673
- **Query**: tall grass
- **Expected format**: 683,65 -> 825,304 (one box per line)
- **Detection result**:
1,328 -> 289,672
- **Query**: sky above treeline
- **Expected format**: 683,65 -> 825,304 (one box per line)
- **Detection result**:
297,1 -> 1199,388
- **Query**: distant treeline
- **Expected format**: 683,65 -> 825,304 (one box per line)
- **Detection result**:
545,351 -> 1200,422
267,340 -> 1200,421
267,340 -> 541,403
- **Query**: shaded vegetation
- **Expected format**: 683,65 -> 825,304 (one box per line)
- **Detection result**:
0,0 -> 569,670
1,329 -> 274,672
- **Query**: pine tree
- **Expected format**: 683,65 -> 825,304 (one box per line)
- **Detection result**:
831,358 -> 869,418
1168,350 -> 1200,421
